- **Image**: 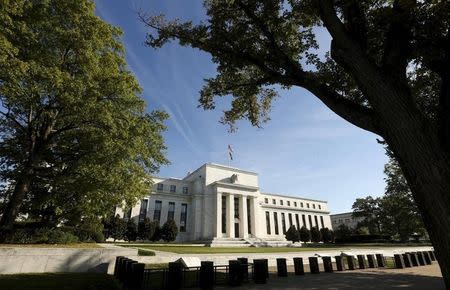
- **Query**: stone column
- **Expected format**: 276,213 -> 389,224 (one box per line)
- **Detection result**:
249,196 -> 259,237
226,193 -> 235,238
239,195 -> 248,238
216,192 -> 222,238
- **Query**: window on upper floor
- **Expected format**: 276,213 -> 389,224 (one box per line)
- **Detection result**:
287,201 -> 290,206
157,183 -> 163,191
294,202 -> 297,207
272,199 -> 276,205
307,203 -> 310,208
318,204 -> 322,210
300,202 -> 304,208
280,200 -> 283,206
183,187 -> 188,194
313,204 -> 316,209
170,185 -> 176,192
264,198 -> 268,203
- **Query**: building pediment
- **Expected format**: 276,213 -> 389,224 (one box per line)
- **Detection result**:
212,181 -> 259,192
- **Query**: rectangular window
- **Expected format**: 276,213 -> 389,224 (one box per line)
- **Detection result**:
170,185 -> 176,193
287,201 -> 290,206
300,202 -> 304,208
280,200 -> 283,206
288,213 -> 293,228
274,212 -> 279,235
320,216 -> 324,229
264,198 -> 268,204
167,202 -> 175,221
313,204 -> 316,209
180,203 -> 187,232
234,197 -> 239,218
281,213 -> 287,234
308,215 -> 313,229
295,214 -> 300,230
307,203 -> 310,208
153,200 -> 162,221
266,211 -> 271,235
183,187 -> 188,194
314,215 -> 319,227
318,204 -> 322,210
247,198 -> 252,234
221,196 -> 226,233
272,199 -> 276,205
157,183 -> 163,191
139,199 -> 148,222
302,214 -> 306,228
294,202 -> 297,207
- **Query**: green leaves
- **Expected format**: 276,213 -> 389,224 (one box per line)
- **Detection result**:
0,0 -> 168,226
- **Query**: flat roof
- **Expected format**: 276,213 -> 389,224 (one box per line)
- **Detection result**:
261,192 -> 328,203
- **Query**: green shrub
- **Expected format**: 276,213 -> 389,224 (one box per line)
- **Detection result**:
310,227 -> 321,243
160,219 -> 178,242
3,228 -> 34,244
33,228 -> 79,244
138,249 -> 156,256
138,218 -> 157,241
125,219 -> 138,242
320,227 -> 333,243
299,226 -> 311,242
285,225 -> 300,242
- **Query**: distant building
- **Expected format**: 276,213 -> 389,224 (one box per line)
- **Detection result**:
330,212 -> 364,231
116,163 -> 332,245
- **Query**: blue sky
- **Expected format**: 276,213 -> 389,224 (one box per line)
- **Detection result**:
94,0 -> 388,214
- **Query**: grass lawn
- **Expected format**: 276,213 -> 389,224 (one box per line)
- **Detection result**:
0,273 -> 121,290
0,243 -> 101,248
120,243 -> 431,254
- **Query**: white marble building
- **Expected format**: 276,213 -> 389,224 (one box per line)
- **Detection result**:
330,212 -> 364,231
116,163 -> 332,245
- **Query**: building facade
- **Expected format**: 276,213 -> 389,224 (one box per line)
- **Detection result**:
116,163 -> 332,244
330,212 -> 363,231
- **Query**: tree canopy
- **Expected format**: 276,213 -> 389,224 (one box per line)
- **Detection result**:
0,0 -> 168,228
141,1 -> 450,285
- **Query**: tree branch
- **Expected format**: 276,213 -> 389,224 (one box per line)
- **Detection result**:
0,110 -> 26,131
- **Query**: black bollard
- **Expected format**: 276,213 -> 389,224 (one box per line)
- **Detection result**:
417,252 -> 426,266
276,258 -> 288,277
357,255 -> 366,269
132,263 -> 146,290
423,252 -> 432,265
117,257 -> 127,282
376,254 -> 385,267
293,258 -> 305,275
335,256 -> 345,271
114,256 -> 123,278
402,254 -> 412,267
367,255 -> 377,268
346,256 -> 356,270
237,257 -> 249,281
394,254 -> 405,269
200,261 -> 214,290
322,257 -> 333,273
409,252 -> 419,267
309,257 -> 320,274
253,259 -> 268,284
263,259 -> 269,279
228,260 -> 243,286
125,260 -> 137,289
167,262 -> 183,290
429,251 -> 436,261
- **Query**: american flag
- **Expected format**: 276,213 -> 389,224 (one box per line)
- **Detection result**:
228,144 -> 233,161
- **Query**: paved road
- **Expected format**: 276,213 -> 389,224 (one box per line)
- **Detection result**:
217,264 -> 445,290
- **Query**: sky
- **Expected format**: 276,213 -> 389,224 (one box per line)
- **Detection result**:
94,0 -> 388,214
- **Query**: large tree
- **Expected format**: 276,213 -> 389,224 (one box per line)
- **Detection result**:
351,196 -> 382,234
141,0 -> 450,285
0,0 -> 168,229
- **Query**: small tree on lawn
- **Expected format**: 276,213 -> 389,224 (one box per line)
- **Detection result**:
160,219 -> 178,242
299,226 -> 311,243
109,215 -> 127,242
335,224 -> 352,243
285,225 -> 300,243
125,219 -> 138,242
151,224 -> 161,242
311,227 -> 321,243
138,218 -> 157,241
320,227 -> 332,243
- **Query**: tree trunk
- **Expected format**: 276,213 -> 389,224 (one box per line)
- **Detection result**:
0,168 -> 33,229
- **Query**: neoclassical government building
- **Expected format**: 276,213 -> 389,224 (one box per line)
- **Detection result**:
116,163 -> 332,245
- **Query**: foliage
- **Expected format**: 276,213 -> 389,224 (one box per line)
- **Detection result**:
125,219 -> 138,242
137,218 -> 158,241
0,0 -> 168,229
320,227 -> 333,243
72,217 -> 105,242
334,224 -> 352,243
138,249 -> 156,256
151,224 -> 162,242
285,225 -> 300,243
310,227 -> 321,243
160,219 -> 178,242
352,196 -> 382,234
299,226 -> 311,243
2,227 -> 78,244
106,215 -> 127,242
